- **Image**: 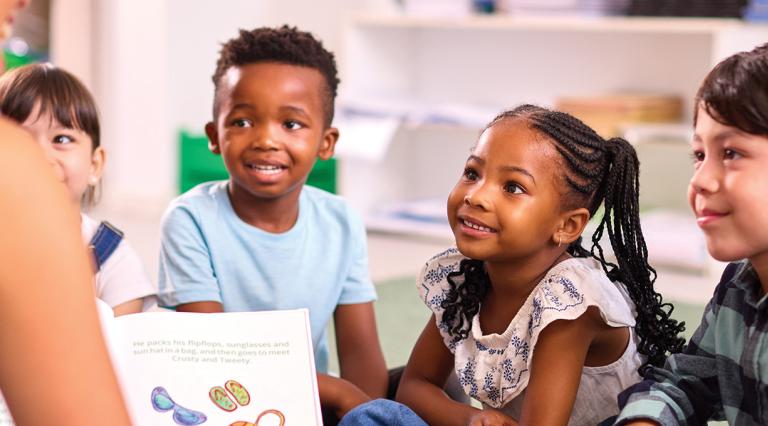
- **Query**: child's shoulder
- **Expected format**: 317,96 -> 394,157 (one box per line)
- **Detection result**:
417,253 -> 636,328
301,185 -> 350,211
417,248 -> 470,309
531,257 -> 636,327
162,181 -> 228,218
300,185 -> 362,228
418,248 -> 465,288
711,260 -> 756,307
175,180 -> 227,205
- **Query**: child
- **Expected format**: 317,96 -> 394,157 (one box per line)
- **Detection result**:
373,104 -> 685,426
615,43 -> 768,426
0,64 -> 156,316
156,26 -> 388,419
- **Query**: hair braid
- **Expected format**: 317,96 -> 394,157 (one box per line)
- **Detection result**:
440,259 -> 489,343
439,104 -> 685,373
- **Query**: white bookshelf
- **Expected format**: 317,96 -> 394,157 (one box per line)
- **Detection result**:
336,14 -> 765,284
353,14 -> 751,34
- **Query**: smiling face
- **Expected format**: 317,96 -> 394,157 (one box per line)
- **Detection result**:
688,105 -> 768,264
21,104 -> 104,207
206,62 -> 337,209
447,118 -> 568,264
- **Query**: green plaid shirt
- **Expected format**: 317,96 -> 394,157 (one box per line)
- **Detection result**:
616,261 -> 768,425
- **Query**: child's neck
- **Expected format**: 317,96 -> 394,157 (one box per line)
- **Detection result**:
227,184 -> 300,233
485,251 -> 570,303
478,252 -> 570,336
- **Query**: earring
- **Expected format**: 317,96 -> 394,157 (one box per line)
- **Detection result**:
89,176 -> 99,186
558,235 -> 562,248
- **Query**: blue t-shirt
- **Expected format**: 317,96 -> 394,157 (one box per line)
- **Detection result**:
157,181 -> 377,372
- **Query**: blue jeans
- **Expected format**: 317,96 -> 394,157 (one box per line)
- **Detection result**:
339,399 -> 427,426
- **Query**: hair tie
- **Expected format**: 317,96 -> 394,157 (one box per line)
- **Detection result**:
605,137 -> 632,164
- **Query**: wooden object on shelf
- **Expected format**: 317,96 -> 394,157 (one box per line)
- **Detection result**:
555,93 -> 683,137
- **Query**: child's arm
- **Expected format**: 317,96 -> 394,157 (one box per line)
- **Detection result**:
334,301 -> 388,398
176,301 -> 224,313
157,204 -> 224,311
113,298 -> 145,316
97,239 -> 156,316
615,287 -> 727,426
515,307 -> 603,425
397,315 -> 515,425
317,373 -> 371,418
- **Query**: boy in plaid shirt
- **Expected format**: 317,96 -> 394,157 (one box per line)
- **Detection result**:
616,43 -> 768,426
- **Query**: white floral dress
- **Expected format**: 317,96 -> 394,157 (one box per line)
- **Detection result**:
419,248 -> 645,426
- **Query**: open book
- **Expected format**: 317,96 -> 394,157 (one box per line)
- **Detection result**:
0,303 -> 322,426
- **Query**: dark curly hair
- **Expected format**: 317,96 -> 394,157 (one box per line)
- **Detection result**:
212,25 -> 339,127
694,42 -> 768,135
440,104 -> 686,372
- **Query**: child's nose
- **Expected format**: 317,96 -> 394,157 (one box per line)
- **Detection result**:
463,186 -> 491,210
689,159 -> 720,194
250,126 -> 279,150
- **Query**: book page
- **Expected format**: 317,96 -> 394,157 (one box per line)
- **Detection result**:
0,398 -> 10,426
113,309 -> 320,426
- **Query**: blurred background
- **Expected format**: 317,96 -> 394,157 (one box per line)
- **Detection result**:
11,1 -> 768,397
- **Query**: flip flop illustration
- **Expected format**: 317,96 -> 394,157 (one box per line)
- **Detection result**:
225,380 -> 250,406
210,379 -> 251,412
150,386 -> 207,425
209,386 -> 237,412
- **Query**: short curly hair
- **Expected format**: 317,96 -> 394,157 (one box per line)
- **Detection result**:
212,25 -> 340,127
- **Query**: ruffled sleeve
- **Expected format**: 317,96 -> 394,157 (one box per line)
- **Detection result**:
417,248 -> 467,351
527,258 -> 636,335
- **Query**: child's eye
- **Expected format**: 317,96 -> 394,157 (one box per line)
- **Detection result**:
232,119 -> 252,128
284,120 -> 304,130
690,150 -> 704,164
504,182 -> 524,194
463,167 -> 479,181
723,148 -> 741,160
52,135 -> 74,145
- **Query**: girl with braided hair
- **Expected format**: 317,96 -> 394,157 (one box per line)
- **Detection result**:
380,104 -> 684,426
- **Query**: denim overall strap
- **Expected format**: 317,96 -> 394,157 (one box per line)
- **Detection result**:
89,221 -> 124,272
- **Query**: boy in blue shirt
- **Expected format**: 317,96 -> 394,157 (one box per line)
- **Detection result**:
616,43 -> 768,425
158,26 -> 387,419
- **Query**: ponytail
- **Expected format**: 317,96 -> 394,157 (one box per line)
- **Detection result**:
591,137 -> 685,370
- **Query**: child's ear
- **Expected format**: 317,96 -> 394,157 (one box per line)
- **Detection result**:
317,127 -> 339,161
89,146 -> 106,182
205,122 -> 221,155
554,207 -> 590,247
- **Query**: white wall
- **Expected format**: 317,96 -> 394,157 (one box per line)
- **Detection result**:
52,0 -> 396,207
93,0 -> 172,205
50,0 -> 94,91
167,0 -> 396,131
